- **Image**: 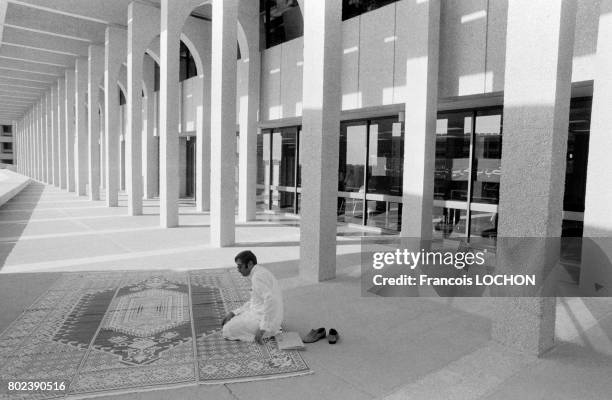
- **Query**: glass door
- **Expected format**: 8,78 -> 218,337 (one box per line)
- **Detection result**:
270,127 -> 297,213
338,121 -> 367,225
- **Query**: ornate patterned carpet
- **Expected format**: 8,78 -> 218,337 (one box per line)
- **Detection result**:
0,270 -> 311,399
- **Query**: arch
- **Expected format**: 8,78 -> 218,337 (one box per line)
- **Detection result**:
237,22 -> 249,60
179,32 -> 204,78
117,64 -> 127,97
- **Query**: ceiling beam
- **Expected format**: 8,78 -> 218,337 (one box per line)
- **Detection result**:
3,26 -> 89,56
0,43 -> 74,66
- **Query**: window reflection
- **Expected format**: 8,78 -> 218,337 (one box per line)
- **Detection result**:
338,123 -> 367,193
342,0 -> 400,20
433,206 -> 467,239
271,127 -> 297,212
564,98 -> 592,212
338,122 -> 367,225
435,112 -> 471,202
260,0 -> 303,49
471,110 -> 502,204
366,118 -> 403,196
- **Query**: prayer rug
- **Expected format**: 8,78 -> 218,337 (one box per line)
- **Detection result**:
0,269 -> 311,399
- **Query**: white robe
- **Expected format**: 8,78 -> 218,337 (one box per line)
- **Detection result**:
222,265 -> 284,342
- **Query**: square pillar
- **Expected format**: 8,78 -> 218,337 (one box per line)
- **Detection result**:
210,0 -> 239,246
581,0 -> 612,293
105,26 -> 128,207
142,55 -> 158,199
88,45 -> 104,200
298,0 -> 343,281
51,84 -> 60,186
495,0 -> 577,355
159,2 -> 183,228
65,69 -> 76,192
237,0 -> 260,222
58,78 -> 67,189
45,92 -> 52,184
35,103 -> 41,181
75,58 -> 89,196
399,0 -> 440,239
127,2 -> 159,215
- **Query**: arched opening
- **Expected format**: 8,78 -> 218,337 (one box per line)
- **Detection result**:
177,39 -> 200,200
260,0 -> 303,49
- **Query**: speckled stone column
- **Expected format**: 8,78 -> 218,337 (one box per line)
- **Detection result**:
104,26 -> 127,207
142,55 -> 158,200
88,45 -> 104,200
580,0 -> 612,296
45,91 -> 52,184
398,0 -> 440,239
65,69 -> 75,192
237,0 -> 260,223
298,0 -> 343,282
209,0 -> 239,246
51,84 -> 59,186
496,0 -> 577,355
57,78 -> 66,190
75,58 -> 88,196
127,2 -> 160,215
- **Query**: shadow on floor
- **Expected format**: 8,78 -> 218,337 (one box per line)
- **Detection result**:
0,182 -> 45,270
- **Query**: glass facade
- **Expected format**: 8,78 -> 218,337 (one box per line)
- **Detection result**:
260,0 -> 303,49
342,0 -> 401,20
256,98 -> 592,238
434,107 -> 502,244
257,126 -> 301,213
338,117 -> 403,232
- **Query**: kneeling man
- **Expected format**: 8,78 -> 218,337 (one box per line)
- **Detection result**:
222,250 -> 283,344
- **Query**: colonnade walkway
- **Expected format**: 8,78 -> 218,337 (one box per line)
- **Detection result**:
0,179 -> 611,399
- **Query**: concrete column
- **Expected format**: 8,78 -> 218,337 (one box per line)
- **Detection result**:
99,90 -> 106,190
34,103 -> 39,180
35,104 -> 39,180
45,91 -> 52,184
237,0 -> 260,222
58,78 -> 67,189
142,55 -> 158,199
298,0 -> 343,281
65,69 -> 76,192
88,45 -> 104,200
183,18 -> 211,214
209,0 -> 239,246
33,100 -> 42,181
51,84 -> 60,186
159,1 -> 182,228
75,58 -> 89,196
41,95 -> 46,182
20,119 -> 24,175
127,2 -> 159,215
105,26 -> 127,207
28,116 -> 32,176
38,101 -> 43,182
399,0 -> 440,238
581,0 -> 612,292
495,0 -> 577,355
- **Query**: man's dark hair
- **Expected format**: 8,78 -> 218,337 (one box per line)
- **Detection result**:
235,250 -> 257,266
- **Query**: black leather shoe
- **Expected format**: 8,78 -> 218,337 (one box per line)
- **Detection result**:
303,327 -> 326,343
328,328 -> 339,344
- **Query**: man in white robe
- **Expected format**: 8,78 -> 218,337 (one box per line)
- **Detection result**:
222,250 -> 283,344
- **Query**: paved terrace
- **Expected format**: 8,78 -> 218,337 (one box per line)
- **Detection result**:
1,175 -> 612,400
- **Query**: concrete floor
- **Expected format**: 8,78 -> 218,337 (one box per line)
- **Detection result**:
1,181 -> 612,400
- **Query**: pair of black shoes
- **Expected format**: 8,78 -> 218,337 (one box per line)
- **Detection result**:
303,327 -> 339,344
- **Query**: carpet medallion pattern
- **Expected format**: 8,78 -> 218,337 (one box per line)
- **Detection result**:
0,270 -> 310,399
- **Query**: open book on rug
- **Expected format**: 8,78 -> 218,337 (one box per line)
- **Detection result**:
276,331 -> 305,350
